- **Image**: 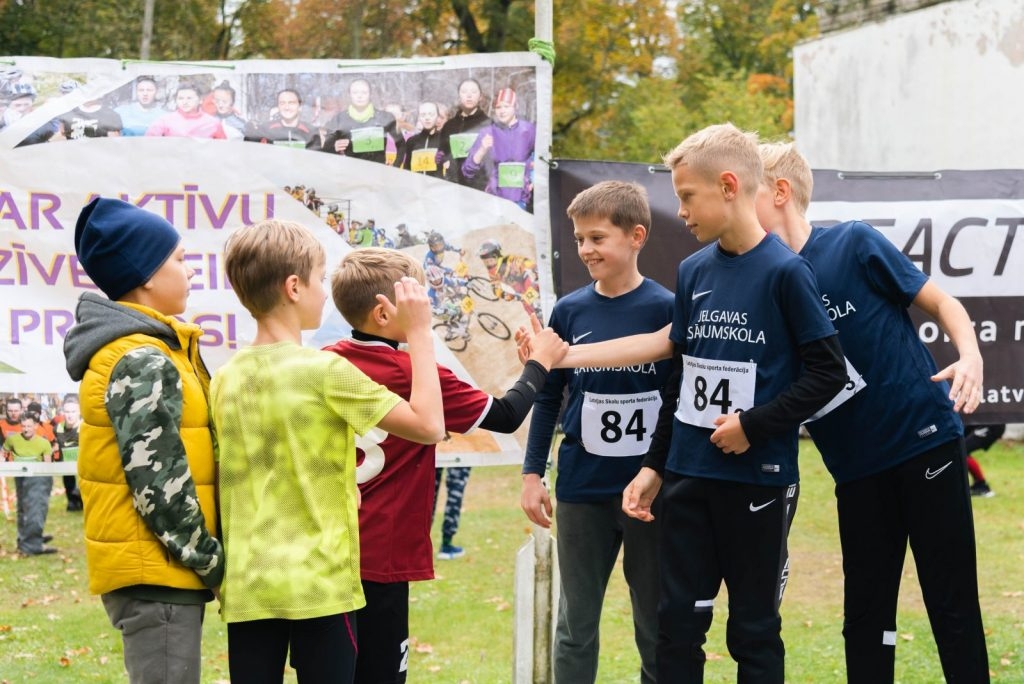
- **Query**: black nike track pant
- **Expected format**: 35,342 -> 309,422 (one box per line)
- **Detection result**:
657,473 -> 797,684
836,438 -> 989,683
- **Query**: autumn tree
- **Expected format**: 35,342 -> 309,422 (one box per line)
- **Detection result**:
0,0 -> 820,161
0,0 -> 228,60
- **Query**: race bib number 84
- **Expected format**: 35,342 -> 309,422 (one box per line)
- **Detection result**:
581,391 -> 662,457
675,355 -> 756,429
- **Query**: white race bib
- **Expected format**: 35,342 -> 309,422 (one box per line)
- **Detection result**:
675,355 -> 756,428
580,391 -> 662,457
803,356 -> 867,423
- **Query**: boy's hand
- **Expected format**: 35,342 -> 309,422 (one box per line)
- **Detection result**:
521,474 -> 553,528
528,324 -> 568,370
622,467 -> 662,522
931,352 -> 983,414
711,414 -> 750,454
514,313 -> 542,365
379,277 -> 432,337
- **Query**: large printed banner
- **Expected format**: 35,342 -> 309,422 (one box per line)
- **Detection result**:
550,161 -> 1024,424
0,54 -> 553,465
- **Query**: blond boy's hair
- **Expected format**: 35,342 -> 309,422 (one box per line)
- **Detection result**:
332,247 -> 425,328
663,123 -> 762,197
566,180 -> 652,242
224,220 -> 325,317
758,141 -> 814,214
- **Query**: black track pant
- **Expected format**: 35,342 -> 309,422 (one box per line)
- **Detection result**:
837,439 -> 989,683
228,612 -> 358,684
658,473 -> 797,684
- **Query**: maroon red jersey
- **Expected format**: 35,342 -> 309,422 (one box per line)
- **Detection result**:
323,338 -> 491,582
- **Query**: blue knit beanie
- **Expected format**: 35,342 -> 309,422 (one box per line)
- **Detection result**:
75,197 -> 181,301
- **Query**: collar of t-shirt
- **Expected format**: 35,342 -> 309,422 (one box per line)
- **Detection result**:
351,329 -> 400,350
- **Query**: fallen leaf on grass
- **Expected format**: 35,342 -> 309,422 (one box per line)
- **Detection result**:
99,656 -> 108,665
428,666 -> 441,673
0,625 -> 11,632
59,656 -> 70,667
1000,658 -> 1012,666
899,633 -> 914,641
706,652 -> 724,660
494,601 -> 510,611
1001,591 -> 1022,597
804,620 -> 813,628
415,642 -> 433,654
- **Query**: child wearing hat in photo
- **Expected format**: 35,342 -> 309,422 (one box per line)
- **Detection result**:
62,197 -> 223,684
461,86 -> 537,211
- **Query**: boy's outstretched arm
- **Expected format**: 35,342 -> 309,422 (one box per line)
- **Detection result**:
516,316 -> 672,369
912,281 -> 983,413
479,323 -> 568,434
376,278 -> 446,444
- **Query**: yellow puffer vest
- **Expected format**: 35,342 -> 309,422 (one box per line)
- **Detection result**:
78,304 -> 217,595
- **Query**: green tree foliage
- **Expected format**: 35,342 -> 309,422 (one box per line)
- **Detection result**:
571,0 -> 819,161
0,0 -> 226,60
0,0 -> 820,162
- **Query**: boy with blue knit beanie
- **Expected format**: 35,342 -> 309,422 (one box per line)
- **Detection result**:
63,197 -> 224,684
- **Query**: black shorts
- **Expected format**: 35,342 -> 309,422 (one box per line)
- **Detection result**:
355,580 -> 410,684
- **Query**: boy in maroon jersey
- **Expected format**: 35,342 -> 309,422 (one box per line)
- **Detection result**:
325,247 -> 567,684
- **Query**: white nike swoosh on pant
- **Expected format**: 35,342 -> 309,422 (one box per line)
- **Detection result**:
924,461 -> 953,480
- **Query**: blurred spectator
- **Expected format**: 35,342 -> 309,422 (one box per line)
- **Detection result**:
116,76 -> 163,136
146,83 -> 225,139
321,78 -> 400,165
250,88 -> 320,149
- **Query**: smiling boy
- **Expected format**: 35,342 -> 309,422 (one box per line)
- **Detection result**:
521,180 -> 673,683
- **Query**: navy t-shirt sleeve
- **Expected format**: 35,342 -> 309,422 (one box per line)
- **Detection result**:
779,255 -> 838,346
855,221 -> 928,307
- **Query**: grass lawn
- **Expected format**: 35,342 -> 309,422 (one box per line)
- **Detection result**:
2,439 -> 1022,682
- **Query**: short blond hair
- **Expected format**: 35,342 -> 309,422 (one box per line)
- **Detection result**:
332,247 -> 425,328
567,181 -> 651,240
663,123 -> 762,197
224,220 -> 325,317
759,141 -> 814,214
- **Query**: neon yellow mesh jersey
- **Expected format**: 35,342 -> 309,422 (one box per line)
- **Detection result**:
211,341 -> 401,623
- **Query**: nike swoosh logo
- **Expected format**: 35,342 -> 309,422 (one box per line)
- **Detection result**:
692,289 -> 712,301
572,331 -> 592,344
925,461 -> 953,480
749,499 -> 776,512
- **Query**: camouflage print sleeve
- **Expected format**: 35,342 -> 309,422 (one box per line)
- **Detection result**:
106,346 -> 225,588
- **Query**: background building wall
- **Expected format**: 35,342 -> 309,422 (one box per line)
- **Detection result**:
795,0 -> 1024,171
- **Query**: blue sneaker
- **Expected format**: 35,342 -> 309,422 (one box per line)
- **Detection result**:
437,543 -> 465,560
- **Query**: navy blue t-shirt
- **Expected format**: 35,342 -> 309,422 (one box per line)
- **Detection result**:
524,278 -> 674,502
800,221 -> 963,484
665,233 -> 836,486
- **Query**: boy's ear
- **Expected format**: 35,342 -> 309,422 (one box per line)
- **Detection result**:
773,178 -> 793,207
631,224 -> 648,248
370,300 -> 390,326
719,171 -> 739,200
283,274 -> 301,302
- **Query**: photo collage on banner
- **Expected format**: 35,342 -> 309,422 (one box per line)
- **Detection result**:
0,54 -> 554,464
